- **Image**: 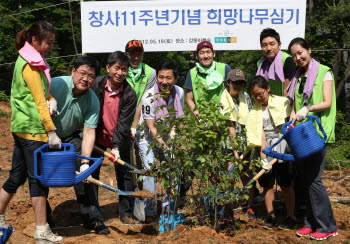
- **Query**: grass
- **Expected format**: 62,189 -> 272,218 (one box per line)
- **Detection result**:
0,110 -> 10,118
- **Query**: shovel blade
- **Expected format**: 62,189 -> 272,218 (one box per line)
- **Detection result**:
133,197 -> 145,221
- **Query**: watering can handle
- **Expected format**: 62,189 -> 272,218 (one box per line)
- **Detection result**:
262,136 -> 296,162
34,144 -> 50,182
307,115 -> 327,142
74,155 -> 104,184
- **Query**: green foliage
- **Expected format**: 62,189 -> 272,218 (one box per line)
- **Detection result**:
146,86 -> 259,231
325,110 -> 350,169
0,90 -> 9,102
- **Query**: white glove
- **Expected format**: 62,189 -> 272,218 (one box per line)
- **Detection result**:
169,129 -> 176,140
261,158 -> 272,174
80,163 -> 89,173
110,148 -> 120,162
294,106 -> 309,122
48,131 -> 61,149
47,98 -> 58,115
131,127 -> 137,139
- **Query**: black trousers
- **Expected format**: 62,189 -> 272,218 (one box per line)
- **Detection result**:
63,132 -> 104,226
91,144 -> 134,218
297,146 -> 337,233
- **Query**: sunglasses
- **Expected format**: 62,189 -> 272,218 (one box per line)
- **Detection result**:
299,77 -> 307,94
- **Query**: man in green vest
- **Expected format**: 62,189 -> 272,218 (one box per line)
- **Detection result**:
185,41 -> 231,116
125,40 -> 157,134
256,28 -> 297,97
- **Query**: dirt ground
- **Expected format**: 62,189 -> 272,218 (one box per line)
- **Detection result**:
0,101 -> 350,243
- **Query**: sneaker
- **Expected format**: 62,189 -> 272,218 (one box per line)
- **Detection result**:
254,195 -> 264,204
92,222 -> 110,235
278,216 -> 297,230
246,207 -> 256,219
262,215 -> 277,229
0,215 -> 7,236
296,227 -> 313,237
34,223 -> 63,243
310,230 -> 338,240
120,216 -> 140,225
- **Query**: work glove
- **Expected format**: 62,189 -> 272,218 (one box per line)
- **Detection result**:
109,148 -> 120,162
47,98 -> 58,116
169,129 -> 176,140
48,131 -> 61,149
130,126 -> 137,141
261,158 -> 272,174
80,163 -> 91,183
294,106 -> 309,122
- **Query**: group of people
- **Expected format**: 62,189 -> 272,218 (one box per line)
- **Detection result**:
0,20 -> 338,243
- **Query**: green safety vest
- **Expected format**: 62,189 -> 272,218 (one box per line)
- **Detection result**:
257,51 -> 291,96
294,64 -> 336,143
10,56 -> 48,134
126,63 -> 153,106
190,62 -> 226,104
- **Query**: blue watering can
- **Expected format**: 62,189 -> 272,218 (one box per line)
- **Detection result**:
262,115 -> 327,161
34,143 -> 103,187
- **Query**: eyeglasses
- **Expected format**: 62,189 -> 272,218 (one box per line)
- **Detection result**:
252,90 -> 266,99
75,70 -> 96,81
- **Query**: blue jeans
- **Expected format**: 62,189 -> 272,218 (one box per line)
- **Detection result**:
3,133 -> 48,197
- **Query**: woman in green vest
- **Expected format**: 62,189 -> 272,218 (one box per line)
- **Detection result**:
0,21 -> 63,243
288,38 -> 337,241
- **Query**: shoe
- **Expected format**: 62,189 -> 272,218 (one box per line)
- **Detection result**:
246,207 -> 256,219
92,222 -> 110,235
34,223 -> 63,243
310,230 -> 338,240
254,195 -> 264,204
144,216 -> 158,224
262,215 -> 277,229
278,216 -> 297,230
120,216 -> 140,225
0,215 -> 7,236
296,227 -> 313,237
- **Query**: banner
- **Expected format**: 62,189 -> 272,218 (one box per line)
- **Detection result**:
81,0 -> 306,53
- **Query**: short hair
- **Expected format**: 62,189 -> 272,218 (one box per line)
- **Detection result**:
248,75 -> 270,93
288,37 -> 310,54
260,28 -> 281,44
73,56 -> 100,76
157,61 -> 178,79
107,51 -> 130,67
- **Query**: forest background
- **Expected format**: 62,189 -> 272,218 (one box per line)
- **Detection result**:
0,0 -> 349,169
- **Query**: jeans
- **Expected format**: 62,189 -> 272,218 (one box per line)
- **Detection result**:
137,142 -> 157,216
3,133 -> 48,197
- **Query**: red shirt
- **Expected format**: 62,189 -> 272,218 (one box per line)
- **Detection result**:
97,79 -> 123,148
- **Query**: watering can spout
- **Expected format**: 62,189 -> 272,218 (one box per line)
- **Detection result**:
74,156 -> 104,184
262,149 -> 295,161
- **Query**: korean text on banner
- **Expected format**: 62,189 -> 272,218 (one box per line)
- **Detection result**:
81,0 -> 306,53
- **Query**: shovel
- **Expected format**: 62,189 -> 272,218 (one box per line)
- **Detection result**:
76,172 -> 155,198
93,145 -> 148,175
236,157 -> 278,198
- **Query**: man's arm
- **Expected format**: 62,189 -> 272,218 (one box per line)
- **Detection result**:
81,126 -> 96,164
145,119 -> 167,151
132,101 -> 142,128
113,89 -> 137,150
186,90 -> 199,117
283,78 -> 291,97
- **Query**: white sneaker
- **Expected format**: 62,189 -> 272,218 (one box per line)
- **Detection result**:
0,215 -> 7,236
34,223 -> 63,244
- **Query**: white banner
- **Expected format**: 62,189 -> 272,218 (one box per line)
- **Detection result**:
81,0 -> 306,53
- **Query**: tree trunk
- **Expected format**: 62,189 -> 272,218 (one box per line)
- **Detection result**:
336,55 -> 350,98
308,0 -> 314,16
332,52 -> 341,85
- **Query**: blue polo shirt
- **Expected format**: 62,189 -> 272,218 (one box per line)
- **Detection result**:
50,76 -> 100,138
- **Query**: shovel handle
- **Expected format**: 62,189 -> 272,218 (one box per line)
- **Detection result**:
75,171 -> 103,186
93,145 -> 125,166
252,158 -> 278,181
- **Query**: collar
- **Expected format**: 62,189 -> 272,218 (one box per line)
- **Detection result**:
105,78 -> 123,96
